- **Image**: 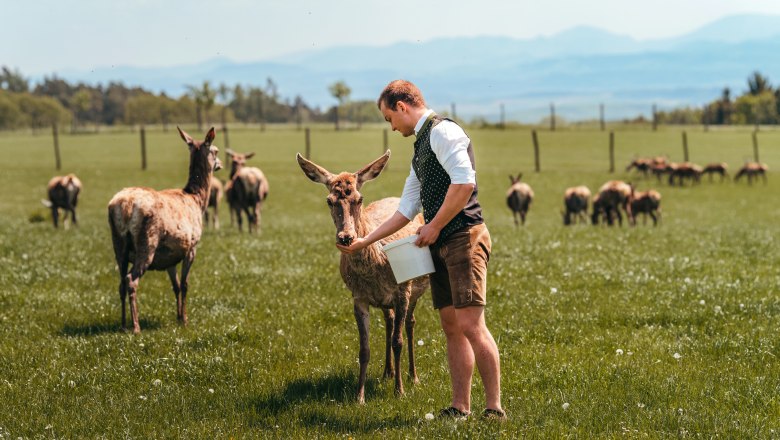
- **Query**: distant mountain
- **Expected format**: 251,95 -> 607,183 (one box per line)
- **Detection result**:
46,13 -> 780,122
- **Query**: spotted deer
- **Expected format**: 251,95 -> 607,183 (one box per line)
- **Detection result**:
108,127 -> 221,334
297,151 -> 429,404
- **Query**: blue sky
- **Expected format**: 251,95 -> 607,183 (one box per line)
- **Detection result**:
4,0 -> 780,74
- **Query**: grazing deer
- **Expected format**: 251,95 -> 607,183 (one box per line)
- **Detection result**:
591,180 -> 632,226
225,149 -> 269,233
562,185 -> 591,225
625,157 -> 653,178
204,176 -> 223,229
668,162 -> 702,186
42,174 -> 82,228
506,173 -> 534,226
297,151 -> 429,404
108,127 -> 222,334
629,189 -> 662,226
702,162 -> 729,182
734,162 -> 768,185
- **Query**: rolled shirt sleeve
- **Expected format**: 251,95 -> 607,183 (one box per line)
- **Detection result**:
397,164 -> 422,220
430,121 -> 476,185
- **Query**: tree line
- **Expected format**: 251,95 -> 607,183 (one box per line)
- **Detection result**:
0,67 -> 383,132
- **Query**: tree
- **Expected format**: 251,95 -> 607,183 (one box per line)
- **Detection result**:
747,71 -> 771,96
0,66 -> 29,93
186,81 -> 216,130
328,81 -> 351,130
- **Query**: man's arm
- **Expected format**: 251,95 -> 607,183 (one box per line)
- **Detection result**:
336,211 -> 412,255
415,183 -> 474,246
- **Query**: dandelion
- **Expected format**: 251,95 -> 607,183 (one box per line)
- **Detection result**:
714,305 -> 722,314
699,299 -> 705,305
417,339 -> 424,346
152,379 -> 162,387
139,395 -> 147,400
616,349 -> 624,355
68,380 -> 75,388
208,388 -> 214,394
684,277 -> 692,284
673,352 -> 682,360
276,329 -> 284,336
550,287 -> 558,294
139,343 -> 145,348
678,408 -> 684,415
739,303 -> 745,310
562,402 -> 570,410
637,402 -> 645,408
424,413 -> 435,420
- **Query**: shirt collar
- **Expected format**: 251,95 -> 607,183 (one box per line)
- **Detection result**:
414,109 -> 434,136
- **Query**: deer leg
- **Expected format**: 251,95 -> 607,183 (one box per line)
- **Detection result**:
51,207 -> 59,228
118,258 -> 129,331
179,249 -> 196,325
382,307 -> 395,379
392,295 -> 409,397
252,203 -> 260,233
213,205 -> 220,230
167,266 -> 182,321
354,301 -> 371,404
650,211 -> 657,226
405,298 -> 419,385
520,210 -> 527,225
127,227 -> 158,334
235,207 -> 243,231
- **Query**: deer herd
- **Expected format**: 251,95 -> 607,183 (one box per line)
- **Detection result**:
40,127 -> 770,403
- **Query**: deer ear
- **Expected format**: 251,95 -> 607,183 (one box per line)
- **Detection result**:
177,126 -> 194,145
245,152 -> 255,160
204,127 -> 216,146
508,175 -> 514,183
355,150 -> 390,189
296,153 -> 332,185
225,148 -> 235,157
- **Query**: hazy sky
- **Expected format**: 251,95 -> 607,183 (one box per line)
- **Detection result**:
5,0 -> 780,74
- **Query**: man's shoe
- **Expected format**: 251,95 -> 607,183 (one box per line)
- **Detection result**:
482,408 -> 507,421
438,406 -> 470,420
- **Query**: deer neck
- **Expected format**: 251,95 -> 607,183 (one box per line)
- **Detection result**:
183,154 -> 212,210
348,207 -> 383,263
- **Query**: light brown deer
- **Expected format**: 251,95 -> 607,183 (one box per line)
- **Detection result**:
734,162 -> 768,185
108,127 -> 222,334
297,151 -> 429,404
42,174 -> 82,228
506,173 -> 534,226
562,185 -> 591,225
204,176 -> 223,229
629,188 -> 662,226
225,149 -> 269,233
591,180 -> 632,226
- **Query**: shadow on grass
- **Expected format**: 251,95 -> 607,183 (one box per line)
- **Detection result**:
59,318 -> 162,336
246,370 -> 415,432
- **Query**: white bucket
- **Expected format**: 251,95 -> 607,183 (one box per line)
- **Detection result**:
382,235 -> 436,283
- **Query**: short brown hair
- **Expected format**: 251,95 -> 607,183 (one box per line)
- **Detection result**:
377,80 -> 426,110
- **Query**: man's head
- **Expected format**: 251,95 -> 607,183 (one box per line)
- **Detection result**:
377,80 -> 427,137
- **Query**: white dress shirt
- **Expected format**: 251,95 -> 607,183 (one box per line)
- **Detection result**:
397,109 -> 476,220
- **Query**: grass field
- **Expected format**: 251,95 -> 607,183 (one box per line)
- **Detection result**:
0,124 -> 778,438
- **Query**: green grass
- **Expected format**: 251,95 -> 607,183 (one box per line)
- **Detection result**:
0,124 -> 778,438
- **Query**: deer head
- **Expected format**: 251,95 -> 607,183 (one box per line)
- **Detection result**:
178,126 -> 222,173
296,151 -> 391,246
225,149 -> 255,178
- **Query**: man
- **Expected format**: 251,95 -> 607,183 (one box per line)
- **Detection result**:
336,79 -> 505,420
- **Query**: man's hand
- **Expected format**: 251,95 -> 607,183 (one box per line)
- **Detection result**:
415,223 -> 441,246
336,237 -> 370,255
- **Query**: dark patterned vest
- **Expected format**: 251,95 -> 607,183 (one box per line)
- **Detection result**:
412,114 -> 483,246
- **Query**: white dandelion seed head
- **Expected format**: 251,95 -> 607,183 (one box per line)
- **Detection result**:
68,380 -> 75,388
550,287 -> 558,294
424,413 -> 435,420
562,402 -> 570,410
637,402 -> 645,408
673,352 -> 682,360
417,339 -> 424,346
208,388 -> 215,394
152,379 -> 162,387
276,329 -> 284,335
714,305 -> 722,314
616,349 -> 624,355
139,395 -> 147,400
699,299 -> 705,305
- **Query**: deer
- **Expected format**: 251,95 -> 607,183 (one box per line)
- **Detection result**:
702,162 -> 729,182
296,151 -> 429,404
107,127 -> 222,334
41,174 -> 82,228
668,162 -> 703,186
625,157 -> 653,178
224,149 -> 269,233
203,176 -> 223,229
562,185 -> 591,225
734,162 -> 768,185
591,180 -> 632,226
506,173 -> 534,226
628,188 -> 662,226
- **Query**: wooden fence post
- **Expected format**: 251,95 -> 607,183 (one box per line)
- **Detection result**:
752,131 -> 759,162
682,131 -> 689,162
305,127 -> 311,159
52,123 -> 61,171
652,103 -> 658,131
550,103 -> 556,131
609,131 -> 615,173
140,125 -> 147,170
532,130 -> 540,172
222,124 -> 230,150
383,128 -> 388,154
